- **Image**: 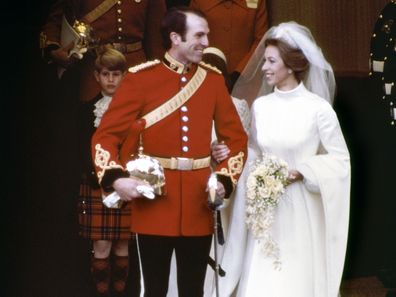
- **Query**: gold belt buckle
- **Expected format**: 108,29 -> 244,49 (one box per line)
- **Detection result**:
174,157 -> 194,170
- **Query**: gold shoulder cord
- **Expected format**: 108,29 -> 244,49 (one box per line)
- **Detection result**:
199,61 -> 222,75
128,59 -> 161,73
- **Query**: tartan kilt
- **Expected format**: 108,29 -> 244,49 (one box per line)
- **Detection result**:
77,179 -> 132,240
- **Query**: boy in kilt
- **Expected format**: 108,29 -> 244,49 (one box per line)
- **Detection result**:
77,47 -> 147,297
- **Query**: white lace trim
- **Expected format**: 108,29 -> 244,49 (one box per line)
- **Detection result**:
93,94 -> 112,127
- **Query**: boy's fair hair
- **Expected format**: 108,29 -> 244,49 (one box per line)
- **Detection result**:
94,46 -> 127,72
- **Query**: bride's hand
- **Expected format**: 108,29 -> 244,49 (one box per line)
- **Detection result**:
211,141 -> 230,163
286,169 -> 303,185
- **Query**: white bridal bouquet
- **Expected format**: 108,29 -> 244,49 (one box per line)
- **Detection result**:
246,153 -> 289,269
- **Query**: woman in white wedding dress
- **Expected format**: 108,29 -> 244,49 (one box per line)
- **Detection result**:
212,22 -> 351,297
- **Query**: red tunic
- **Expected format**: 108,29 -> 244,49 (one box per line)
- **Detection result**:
40,0 -> 166,101
92,59 -> 248,236
190,0 -> 268,74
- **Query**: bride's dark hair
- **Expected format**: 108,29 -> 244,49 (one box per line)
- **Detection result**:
264,38 -> 309,82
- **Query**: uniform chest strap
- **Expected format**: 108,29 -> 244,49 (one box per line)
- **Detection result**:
82,0 -> 119,24
141,66 -> 207,129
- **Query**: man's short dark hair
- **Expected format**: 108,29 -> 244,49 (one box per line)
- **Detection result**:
160,6 -> 206,50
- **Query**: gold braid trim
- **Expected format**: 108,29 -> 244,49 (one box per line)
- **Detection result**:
128,59 -> 161,73
215,151 -> 245,185
199,61 -> 222,74
94,144 -> 124,182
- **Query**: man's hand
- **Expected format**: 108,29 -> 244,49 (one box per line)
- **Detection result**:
49,41 -> 76,67
112,177 -> 148,201
207,180 -> 227,210
215,181 -> 226,199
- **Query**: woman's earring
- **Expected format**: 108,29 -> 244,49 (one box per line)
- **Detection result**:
287,69 -> 293,74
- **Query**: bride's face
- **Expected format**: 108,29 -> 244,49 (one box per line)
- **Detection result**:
262,45 -> 295,90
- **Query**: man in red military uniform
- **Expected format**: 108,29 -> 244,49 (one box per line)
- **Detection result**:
190,0 -> 268,88
92,7 -> 248,297
40,0 -> 166,101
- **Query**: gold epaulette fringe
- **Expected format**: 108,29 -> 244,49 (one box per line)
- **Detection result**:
199,61 -> 222,74
129,59 -> 161,73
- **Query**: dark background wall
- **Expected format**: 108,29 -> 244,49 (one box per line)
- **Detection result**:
268,0 -> 389,75
8,0 -> 396,296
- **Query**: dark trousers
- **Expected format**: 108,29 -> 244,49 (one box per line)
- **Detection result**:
137,234 -> 212,297
126,236 -> 141,296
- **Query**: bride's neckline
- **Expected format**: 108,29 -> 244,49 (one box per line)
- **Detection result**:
274,82 -> 304,98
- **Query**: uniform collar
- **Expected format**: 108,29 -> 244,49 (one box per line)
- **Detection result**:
163,52 -> 192,74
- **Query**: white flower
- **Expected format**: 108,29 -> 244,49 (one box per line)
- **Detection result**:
245,153 -> 289,270
125,155 -> 166,197
126,157 -> 154,173
93,95 -> 112,127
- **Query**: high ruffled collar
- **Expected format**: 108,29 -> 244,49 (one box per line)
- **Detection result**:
99,92 -> 112,102
93,94 -> 113,127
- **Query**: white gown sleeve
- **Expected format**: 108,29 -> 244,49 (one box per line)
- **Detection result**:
296,102 -> 351,297
297,102 -> 350,189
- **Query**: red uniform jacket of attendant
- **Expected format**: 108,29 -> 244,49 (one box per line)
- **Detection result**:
41,0 -> 166,101
92,60 -> 248,236
190,0 -> 268,74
